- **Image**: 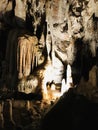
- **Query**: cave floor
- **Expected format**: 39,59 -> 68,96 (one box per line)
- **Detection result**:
0,98 -> 51,130
0,88 -> 98,130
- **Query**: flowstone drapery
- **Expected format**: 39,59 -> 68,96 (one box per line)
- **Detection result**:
17,35 -> 38,79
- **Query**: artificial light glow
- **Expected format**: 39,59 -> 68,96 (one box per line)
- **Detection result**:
42,61 -> 73,101
42,59 -> 54,99
42,59 -> 61,101
61,64 -> 73,95
66,64 -> 73,85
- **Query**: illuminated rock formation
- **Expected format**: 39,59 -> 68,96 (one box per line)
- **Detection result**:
0,0 -> 98,99
17,75 -> 39,94
61,64 -> 73,95
0,1 -> 98,129
4,28 -> 45,90
17,34 -> 38,79
14,0 -> 27,27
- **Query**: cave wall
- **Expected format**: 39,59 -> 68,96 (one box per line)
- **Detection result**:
0,0 -> 98,94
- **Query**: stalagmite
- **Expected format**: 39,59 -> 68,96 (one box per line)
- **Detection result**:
51,82 -> 56,91
61,79 -> 67,95
26,100 -> 31,111
0,102 -> 4,128
61,64 -> 73,95
8,100 -> 15,125
66,64 -> 73,86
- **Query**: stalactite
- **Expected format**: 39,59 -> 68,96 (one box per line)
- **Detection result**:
17,36 -> 26,79
25,38 -> 32,76
32,44 -> 35,70
81,0 -> 98,57
46,31 -> 52,60
37,32 -> 46,65
17,35 -> 38,79
14,0 -> 27,27
33,15 -> 39,35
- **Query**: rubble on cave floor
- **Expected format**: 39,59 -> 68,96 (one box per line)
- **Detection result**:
0,87 -> 98,130
0,98 -> 53,130
0,86 -> 59,130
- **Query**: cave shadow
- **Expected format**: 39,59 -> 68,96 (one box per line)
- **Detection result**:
0,9 -> 47,101
41,88 -> 98,130
72,38 -> 97,85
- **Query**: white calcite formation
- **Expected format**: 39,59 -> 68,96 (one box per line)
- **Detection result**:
0,0 -> 98,96
4,28 -> 45,89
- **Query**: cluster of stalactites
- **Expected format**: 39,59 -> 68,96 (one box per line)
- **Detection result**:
17,34 -> 38,79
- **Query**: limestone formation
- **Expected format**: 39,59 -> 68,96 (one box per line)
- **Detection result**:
46,31 -> 52,60
17,34 -> 38,79
17,75 -> 39,94
14,0 -> 27,27
0,0 -> 98,96
0,102 -> 4,128
0,0 -> 98,129
4,28 -> 45,90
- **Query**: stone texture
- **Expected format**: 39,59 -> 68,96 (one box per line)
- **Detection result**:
17,34 -> 38,79
14,0 -> 27,27
0,0 -> 98,97
17,76 -> 39,94
0,1 -> 98,129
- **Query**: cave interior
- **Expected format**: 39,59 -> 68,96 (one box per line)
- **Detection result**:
0,0 -> 98,130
